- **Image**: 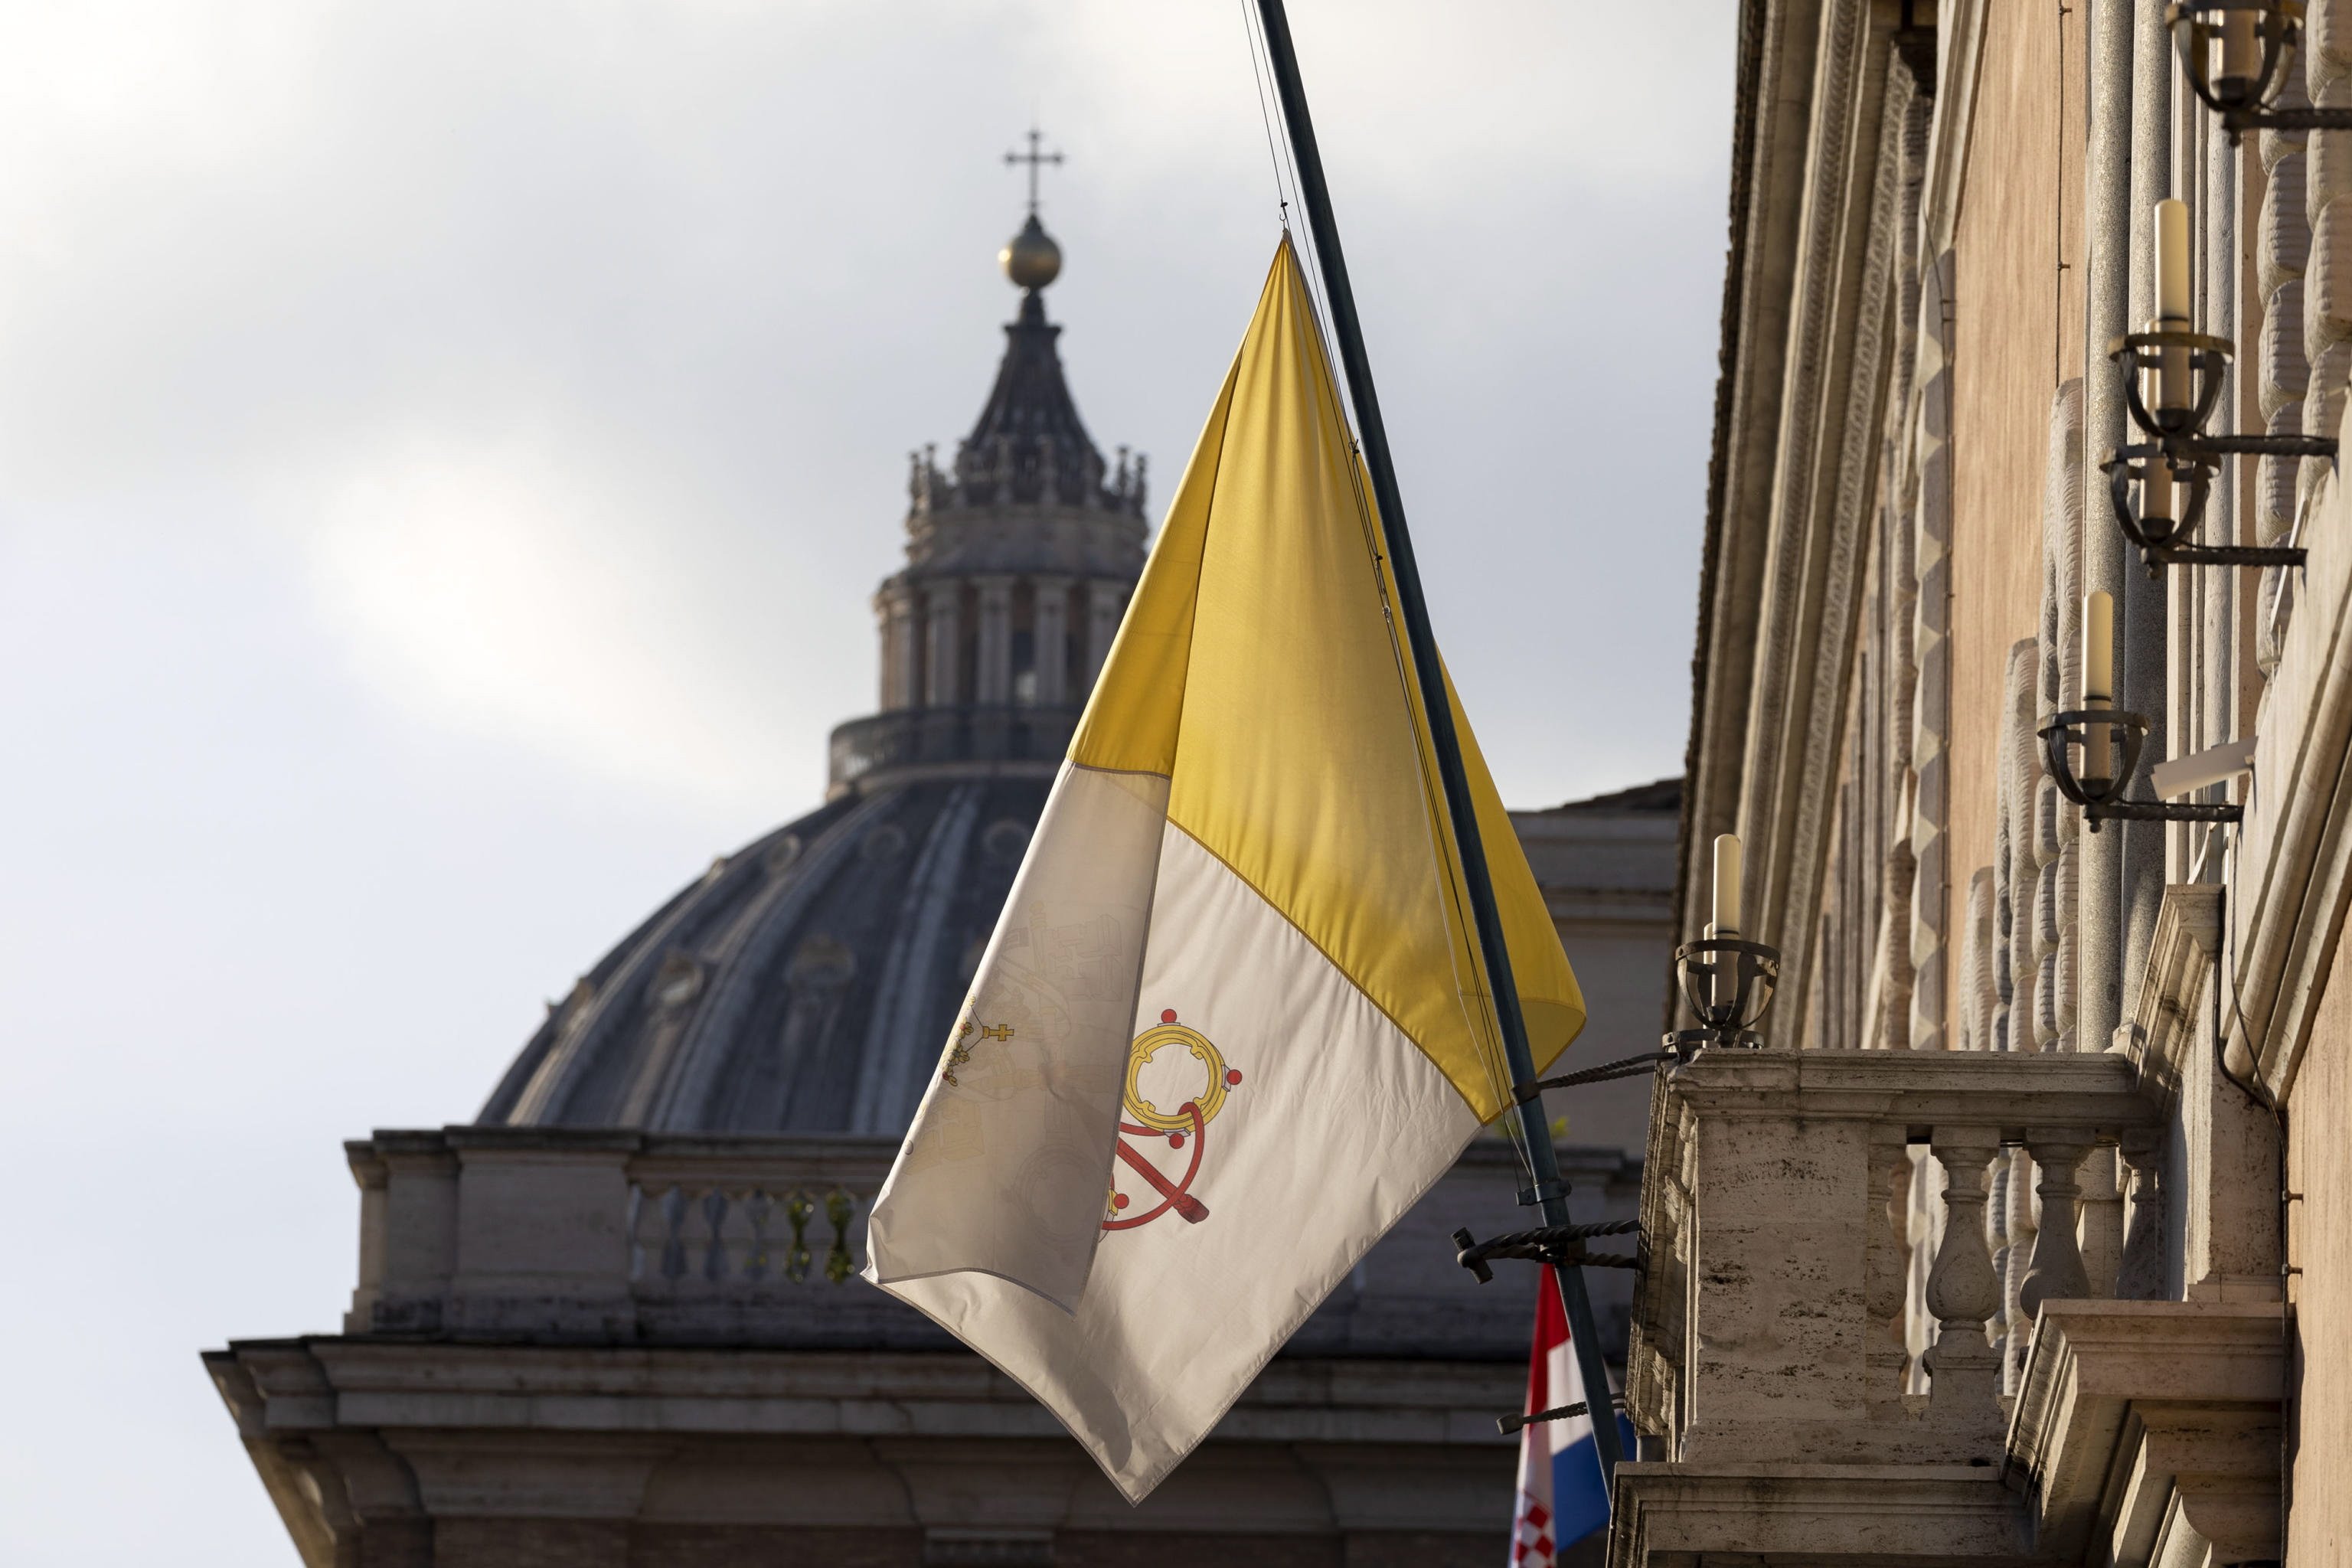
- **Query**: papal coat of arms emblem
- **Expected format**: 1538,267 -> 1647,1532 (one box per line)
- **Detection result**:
1103,1008 -> 1244,1230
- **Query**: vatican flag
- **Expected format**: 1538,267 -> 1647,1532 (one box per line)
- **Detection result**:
863,238 -> 1583,1502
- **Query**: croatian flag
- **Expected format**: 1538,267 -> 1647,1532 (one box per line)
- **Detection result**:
1509,1276 -> 1614,1565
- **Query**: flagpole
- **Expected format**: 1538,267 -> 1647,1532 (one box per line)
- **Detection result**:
1250,0 -> 1625,1490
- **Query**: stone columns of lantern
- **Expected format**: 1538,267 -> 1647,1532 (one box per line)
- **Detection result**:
880,585 -> 921,711
1083,580 -> 1126,690
974,576 -> 1014,706
924,583 -> 962,708
1031,576 -> 1072,707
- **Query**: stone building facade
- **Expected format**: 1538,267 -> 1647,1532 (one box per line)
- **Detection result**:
204,202 -> 1679,1567
1617,3 -> 2350,1563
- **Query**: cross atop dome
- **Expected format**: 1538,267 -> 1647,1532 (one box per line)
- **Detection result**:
1004,126 -> 1063,216
999,127 -> 1066,292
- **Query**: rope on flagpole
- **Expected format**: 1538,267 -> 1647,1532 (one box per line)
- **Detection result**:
1452,1222 -> 1643,1281
1511,1049 -> 1676,1102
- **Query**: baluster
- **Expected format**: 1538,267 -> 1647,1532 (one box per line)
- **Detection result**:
660,1186 -> 690,1282
2004,1149 -> 2038,1390
1902,1148 -> 1942,1398
740,1189 -> 775,1284
697,1188 -> 730,1282
785,1191 -> 814,1282
2020,1134 -> 2092,1316
626,1184 -> 658,1283
824,1188 -> 858,1283
1985,1155 -> 2013,1390
716,1188 -> 759,1282
2076,1146 -> 2122,1298
1866,1131 -> 1914,1403
1922,1128 -> 2003,1432
2115,1130 -> 2167,1300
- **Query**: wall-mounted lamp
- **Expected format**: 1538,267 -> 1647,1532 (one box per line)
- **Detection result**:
2103,199 -> 2331,568
2040,592 -> 2246,831
1666,834 -> 1779,1057
2168,1 -> 2346,139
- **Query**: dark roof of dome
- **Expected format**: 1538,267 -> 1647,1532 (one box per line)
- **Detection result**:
480,776 -> 1047,1134
940,290 -> 1121,511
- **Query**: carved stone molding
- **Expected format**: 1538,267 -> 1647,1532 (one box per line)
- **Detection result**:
2005,1299 -> 2286,1566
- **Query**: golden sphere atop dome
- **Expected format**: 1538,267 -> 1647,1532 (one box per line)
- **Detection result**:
1000,214 -> 1062,291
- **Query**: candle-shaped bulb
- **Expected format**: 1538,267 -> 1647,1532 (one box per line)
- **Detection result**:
2156,198 -> 2191,323
2082,590 -> 2115,702
1712,832 -> 1743,937
2218,7 -> 2261,93
2082,590 -> 2115,783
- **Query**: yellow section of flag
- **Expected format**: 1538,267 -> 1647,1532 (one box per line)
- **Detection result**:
1070,240 -> 1580,1121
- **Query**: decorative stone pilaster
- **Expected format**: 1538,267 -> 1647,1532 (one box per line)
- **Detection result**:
923,584 -> 961,707
1084,580 -> 1125,687
1922,1127 -> 2002,1434
879,585 -> 920,711
1031,575 -> 1072,707
2020,1134 -> 2094,1316
1908,253 -> 1955,1053
974,576 -> 1014,706
2259,74 -> 2312,673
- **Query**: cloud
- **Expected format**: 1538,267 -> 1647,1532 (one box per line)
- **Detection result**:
302,426 -> 807,803
0,0 -> 1734,816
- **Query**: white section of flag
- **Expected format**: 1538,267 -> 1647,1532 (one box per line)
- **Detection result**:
865,762 -> 1167,1309
867,773 -> 1481,1500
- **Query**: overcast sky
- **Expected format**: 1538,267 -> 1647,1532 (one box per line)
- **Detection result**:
0,4 -> 1735,1561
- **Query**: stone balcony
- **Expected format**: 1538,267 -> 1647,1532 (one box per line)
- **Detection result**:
1612,1048 -> 2284,1567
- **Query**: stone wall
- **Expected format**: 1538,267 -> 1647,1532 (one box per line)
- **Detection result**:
2290,934 -> 2352,1560
1947,2 -> 2085,928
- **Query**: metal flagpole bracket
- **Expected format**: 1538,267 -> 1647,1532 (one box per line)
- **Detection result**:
1452,1221 -> 1645,1284
1250,0 -> 1626,1488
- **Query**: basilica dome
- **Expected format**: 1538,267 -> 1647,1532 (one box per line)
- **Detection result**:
480,214 -> 1146,1135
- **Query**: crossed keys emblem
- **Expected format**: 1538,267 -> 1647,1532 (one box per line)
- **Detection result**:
1103,1009 -> 1245,1231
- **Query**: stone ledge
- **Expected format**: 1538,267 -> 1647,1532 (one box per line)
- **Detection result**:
210,1341 -> 1524,1447
1607,1462 -> 2030,1567
2004,1298 -> 2285,1566
1658,1047 -> 2158,1133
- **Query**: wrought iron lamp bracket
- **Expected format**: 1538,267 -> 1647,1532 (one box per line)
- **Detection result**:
2168,2 -> 2350,141
1667,936 -> 1779,1057
2100,444 -> 2308,572
2108,329 -> 2233,440
2039,708 -> 2245,831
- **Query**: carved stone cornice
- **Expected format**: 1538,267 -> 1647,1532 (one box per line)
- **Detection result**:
2004,1298 -> 2285,1566
1654,1046 -> 2158,1133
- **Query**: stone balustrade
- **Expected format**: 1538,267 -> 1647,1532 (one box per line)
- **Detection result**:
345,1126 -> 1642,1359
344,1129 -> 929,1348
1626,1049 -> 2160,1474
